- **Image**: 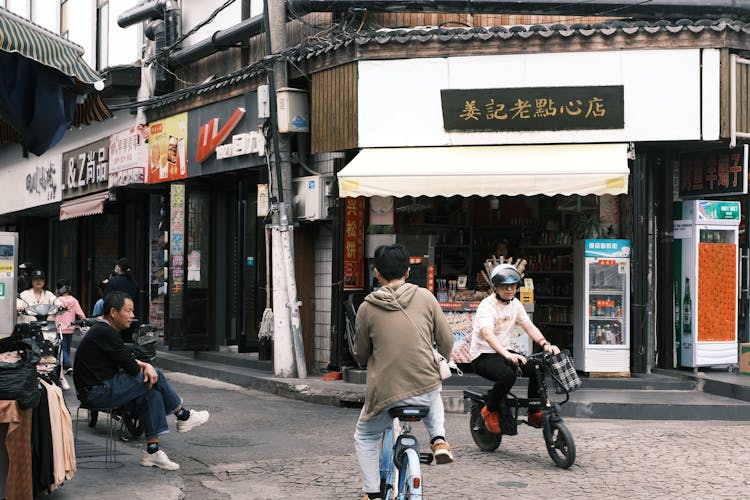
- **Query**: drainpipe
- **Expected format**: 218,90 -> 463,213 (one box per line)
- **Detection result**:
118,1 -> 183,96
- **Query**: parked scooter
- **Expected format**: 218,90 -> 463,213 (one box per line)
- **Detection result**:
77,318 -> 159,440
16,299 -> 65,387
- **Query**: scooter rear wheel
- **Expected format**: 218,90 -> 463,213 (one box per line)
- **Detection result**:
469,403 -> 502,451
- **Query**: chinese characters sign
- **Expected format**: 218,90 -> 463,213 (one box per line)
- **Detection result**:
441,86 -> 624,132
169,183 -> 185,319
343,198 -> 365,290
679,145 -> 748,198
109,126 -> 148,187
61,138 -> 109,199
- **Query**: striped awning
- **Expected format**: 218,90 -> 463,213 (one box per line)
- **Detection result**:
0,6 -> 101,84
0,7 -> 111,153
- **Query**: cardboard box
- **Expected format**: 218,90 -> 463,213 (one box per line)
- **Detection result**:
739,343 -> 750,375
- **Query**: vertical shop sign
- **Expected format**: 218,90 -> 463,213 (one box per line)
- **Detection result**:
61,138 -> 109,199
148,113 -> 188,184
343,198 -> 365,290
109,126 -> 148,187
169,183 -> 185,319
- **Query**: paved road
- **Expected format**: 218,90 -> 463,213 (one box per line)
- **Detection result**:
57,372 -> 750,499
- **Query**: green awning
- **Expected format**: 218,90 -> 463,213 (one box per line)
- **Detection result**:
0,7 -> 111,154
0,6 -> 100,84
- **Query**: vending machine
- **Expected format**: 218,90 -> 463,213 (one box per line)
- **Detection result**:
573,239 -> 631,373
0,232 -> 18,337
674,200 -> 740,368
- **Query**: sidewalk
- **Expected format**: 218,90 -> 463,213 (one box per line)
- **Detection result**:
152,346 -> 750,421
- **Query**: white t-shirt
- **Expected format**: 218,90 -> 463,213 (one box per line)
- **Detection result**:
17,289 -> 59,323
469,295 -> 531,360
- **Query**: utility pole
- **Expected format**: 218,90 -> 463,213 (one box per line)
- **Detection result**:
264,0 -> 306,378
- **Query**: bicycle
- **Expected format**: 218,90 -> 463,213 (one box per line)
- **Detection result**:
463,351 -> 577,469
378,405 -> 433,499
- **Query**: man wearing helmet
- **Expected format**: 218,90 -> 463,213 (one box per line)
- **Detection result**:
469,263 -> 560,434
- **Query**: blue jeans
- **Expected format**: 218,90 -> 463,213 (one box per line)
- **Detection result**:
61,334 -> 72,370
354,388 -> 445,494
80,368 -> 182,439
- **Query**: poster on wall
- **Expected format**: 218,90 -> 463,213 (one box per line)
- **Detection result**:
343,197 -> 365,290
148,113 -> 188,184
61,138 -> 109,199
169,183 -> 185,319
109,126 -> 148,187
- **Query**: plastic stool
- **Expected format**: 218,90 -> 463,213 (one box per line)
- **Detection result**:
75,405 -> 124,469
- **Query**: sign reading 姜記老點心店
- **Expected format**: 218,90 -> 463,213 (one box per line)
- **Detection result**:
441,86 -> 624,132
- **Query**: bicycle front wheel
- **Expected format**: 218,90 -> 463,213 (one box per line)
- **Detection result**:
544,420 -> 576,469
398,448 -> 423,499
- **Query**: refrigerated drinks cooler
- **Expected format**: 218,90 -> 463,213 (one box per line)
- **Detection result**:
573,239 -> 631,373
674,200 -> 740,368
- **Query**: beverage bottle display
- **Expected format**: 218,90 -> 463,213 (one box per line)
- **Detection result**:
682,277 -> 692,337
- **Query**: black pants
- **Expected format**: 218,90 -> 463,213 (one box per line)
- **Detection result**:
472,352 -> 541,412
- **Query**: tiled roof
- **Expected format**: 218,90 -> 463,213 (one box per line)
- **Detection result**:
293,17 -> 750,59
139,17 -> 750,111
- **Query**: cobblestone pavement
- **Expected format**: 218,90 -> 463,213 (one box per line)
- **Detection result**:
194,418 -> 750,499
61,373 -> 750,500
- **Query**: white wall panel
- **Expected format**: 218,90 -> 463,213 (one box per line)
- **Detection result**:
181,0 -> 242,48
109,0 -> 142,66
701,48 -> 721,141
358,49 -> 707,147
0,112 -> 137,215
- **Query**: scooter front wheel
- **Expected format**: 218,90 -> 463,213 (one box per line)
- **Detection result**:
469,403 -> 502,452
543,420 -> 576,468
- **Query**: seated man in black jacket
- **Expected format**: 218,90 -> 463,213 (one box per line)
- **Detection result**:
73,291 -> 209,470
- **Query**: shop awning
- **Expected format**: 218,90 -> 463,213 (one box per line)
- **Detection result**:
59,191 -> 109,221
337,143 -> 630,198
0,7 -> 111,155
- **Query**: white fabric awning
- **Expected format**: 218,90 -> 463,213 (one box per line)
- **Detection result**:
59,191 -> 109,221
337,143 -> 630,198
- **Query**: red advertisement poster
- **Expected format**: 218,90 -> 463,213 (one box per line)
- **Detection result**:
343,198 -> 365,290
147,112 -> 188,184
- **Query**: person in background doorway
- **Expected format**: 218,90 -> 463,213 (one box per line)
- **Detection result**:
92,278 -> 109,317
106,258 -> 139,316
353,244 -> 455,500
74,291 -> 210,471
55,279 -> 86,388
17,261 -> 33,295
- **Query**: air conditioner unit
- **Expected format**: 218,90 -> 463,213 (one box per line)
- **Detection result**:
293,175 -> 333,220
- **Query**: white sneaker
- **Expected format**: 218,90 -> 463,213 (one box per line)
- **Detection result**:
140,449 -> 180,471
176,409 -> 210,433
60,376 -> 70,391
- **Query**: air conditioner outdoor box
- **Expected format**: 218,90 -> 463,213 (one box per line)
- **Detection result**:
293,175 -> 332,220
277,88 -> 309,133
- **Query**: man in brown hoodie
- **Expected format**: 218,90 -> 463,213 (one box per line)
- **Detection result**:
353,244 -> 454,500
